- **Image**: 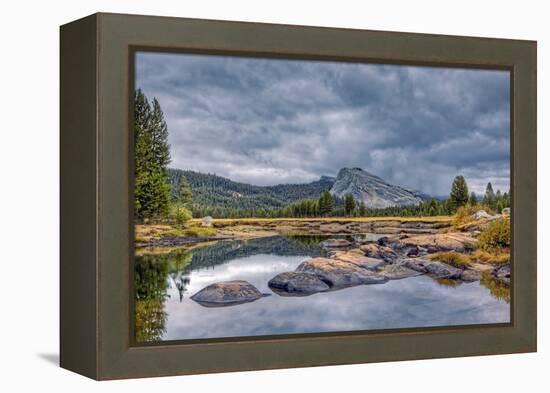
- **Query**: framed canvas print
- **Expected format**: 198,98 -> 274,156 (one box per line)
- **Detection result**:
60,13 -> 537,380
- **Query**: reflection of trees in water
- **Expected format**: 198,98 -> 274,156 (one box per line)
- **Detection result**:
168,271 -> 191,301
134,252 -> 194,341
135,299 -> 166,343
480,273 -> 510,304
286,235 -> 334,247
134,256 -> 170,342
186,236 -> 326,272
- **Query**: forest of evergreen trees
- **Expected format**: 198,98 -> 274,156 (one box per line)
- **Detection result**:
184,178 -> 510,219
134,91 -> 511,222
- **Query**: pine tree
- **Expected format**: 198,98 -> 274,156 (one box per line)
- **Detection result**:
134,89 -> 172,221
358,200 -> 367,216
483,182 -> 495,207
449,175 -> 469,212
318,191 -> 334,216
150,98 -> 171,168
469,192 -> 478,206
177,175 -> 193,206
344,193 -> 356,216
503,191 -> 510,208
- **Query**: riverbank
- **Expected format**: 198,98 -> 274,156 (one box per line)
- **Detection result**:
135,214 -> 510,294
202,215 -> 453,238
135,216 -> 453,247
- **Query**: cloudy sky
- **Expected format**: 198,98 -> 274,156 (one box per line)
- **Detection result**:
136,51 -> 510,196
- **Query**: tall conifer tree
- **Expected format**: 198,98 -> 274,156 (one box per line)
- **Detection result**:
469,191 -> 478,205
483,182 -> 495,207
449,175 -> 469,212
134,89 -> 172,221
344,193 -> 356,216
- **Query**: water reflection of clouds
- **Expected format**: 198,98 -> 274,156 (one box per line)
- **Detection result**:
163,254 -> 510,341
181,254 -> 307,294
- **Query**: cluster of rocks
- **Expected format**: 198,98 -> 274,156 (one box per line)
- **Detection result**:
267,235 -> 486,297
190,231 -> 511,307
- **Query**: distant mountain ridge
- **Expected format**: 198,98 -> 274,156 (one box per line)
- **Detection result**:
168,167 -> 425,212
168,169 -> 335,211
329,167 -> 424,209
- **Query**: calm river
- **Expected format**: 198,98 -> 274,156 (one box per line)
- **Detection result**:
134,235 -> 510,342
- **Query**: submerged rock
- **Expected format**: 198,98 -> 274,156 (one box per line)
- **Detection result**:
190,280 -> 268,307
268,272 -> 330,296
320,239 -> 352,248
379,264 -> 423,280
296,257 -> 388,289
331,251 -> 386,270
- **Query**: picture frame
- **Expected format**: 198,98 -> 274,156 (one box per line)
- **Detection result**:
60,12 -> 537,380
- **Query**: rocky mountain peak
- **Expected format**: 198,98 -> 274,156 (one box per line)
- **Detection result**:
330,167 -> 423,209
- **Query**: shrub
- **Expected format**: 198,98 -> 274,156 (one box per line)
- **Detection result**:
429,252 -> 471,268
452,205 -> 479,227
478,218 -> 510,251
471,249 -> 509,265
169,205 -> 192,226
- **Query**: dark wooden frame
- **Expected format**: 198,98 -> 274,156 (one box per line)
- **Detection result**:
60,12 -> 537,380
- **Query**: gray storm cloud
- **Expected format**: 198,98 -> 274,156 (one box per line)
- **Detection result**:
135,51 -> 510,197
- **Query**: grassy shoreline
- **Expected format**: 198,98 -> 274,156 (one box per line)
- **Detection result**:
135,216 -> 453,247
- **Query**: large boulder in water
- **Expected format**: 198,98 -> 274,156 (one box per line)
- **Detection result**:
296,257 -> 388,289
268,272 -> 330,296
190,280 -> 268,307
